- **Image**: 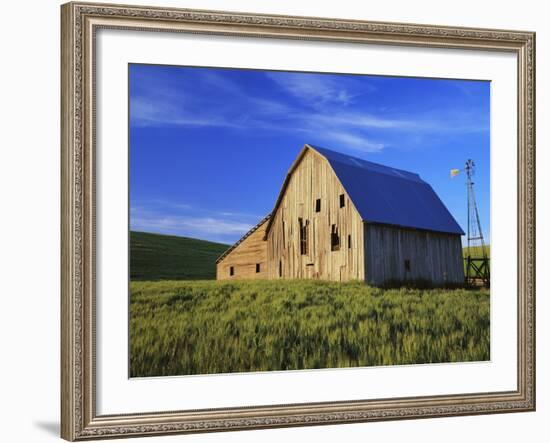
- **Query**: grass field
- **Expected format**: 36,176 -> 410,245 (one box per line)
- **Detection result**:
130,279 -> 490,377
463,245 -> 490,258
130,231 -> 229,280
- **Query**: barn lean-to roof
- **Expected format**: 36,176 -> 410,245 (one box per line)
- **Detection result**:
215,213 -> 271,264
264,144 -> 464,237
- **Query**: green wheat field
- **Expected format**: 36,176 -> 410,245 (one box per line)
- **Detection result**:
129,231 -> 490,377
130,279 -> 490,377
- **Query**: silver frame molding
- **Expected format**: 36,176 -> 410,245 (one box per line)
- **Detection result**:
61,2 -> 536,440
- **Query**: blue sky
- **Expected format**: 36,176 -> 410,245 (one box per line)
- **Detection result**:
129,64 -> 490,246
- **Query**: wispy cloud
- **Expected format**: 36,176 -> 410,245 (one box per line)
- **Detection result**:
266,72 -> 374,107
130,70 -> 294,129
218,210 -> 264,219
130,68 -> 489,156
308,112 -> 421,130
307,111 -> 488,136
147,199 -> 193,210
130,201 -> 262,243
132,213 -> 252,237
131,96 -> 242,129
320,131 -> 385,153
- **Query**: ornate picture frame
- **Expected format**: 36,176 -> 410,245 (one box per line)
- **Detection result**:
61,2 -> 535,440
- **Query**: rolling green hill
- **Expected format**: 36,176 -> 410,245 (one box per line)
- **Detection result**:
130,231 -> 230,281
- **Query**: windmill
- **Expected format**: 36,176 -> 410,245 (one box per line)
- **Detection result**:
451,159 -> 490,287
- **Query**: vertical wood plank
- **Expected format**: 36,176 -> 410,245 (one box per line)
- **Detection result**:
266,149 -> 364,281
364,224 -> 464,286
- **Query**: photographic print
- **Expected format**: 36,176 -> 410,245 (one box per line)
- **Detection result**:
128,64 -> 491,378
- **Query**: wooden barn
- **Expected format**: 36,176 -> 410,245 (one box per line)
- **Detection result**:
216,144 -> 465,286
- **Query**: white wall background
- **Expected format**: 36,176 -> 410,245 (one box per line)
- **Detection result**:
0,0 -> 546,442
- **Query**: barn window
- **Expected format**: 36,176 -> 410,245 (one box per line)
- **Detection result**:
279,260 -> 282,277
299,218 -> 309,255
404,260 -> 411,272
282,221 -> 286,245
256,263 -> 261,273
348,234 -> 351,249
339,194 -> 345,208
331,224 -> 340,251
229,266 -> 234,276
315,199 -> 321,213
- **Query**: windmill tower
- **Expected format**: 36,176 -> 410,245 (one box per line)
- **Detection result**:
463,159 -> 490,287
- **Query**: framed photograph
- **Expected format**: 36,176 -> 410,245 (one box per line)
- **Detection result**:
61,1 -> 536,440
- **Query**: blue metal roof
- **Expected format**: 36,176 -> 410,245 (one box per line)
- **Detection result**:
309,145 -> 464,235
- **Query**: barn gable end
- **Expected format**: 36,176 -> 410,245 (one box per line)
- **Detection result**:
265,148 -> 365,281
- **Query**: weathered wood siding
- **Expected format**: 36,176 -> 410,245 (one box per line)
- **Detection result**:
266,150 -> 364,281
216,219 -> 268,280
363,224 -> 464,286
